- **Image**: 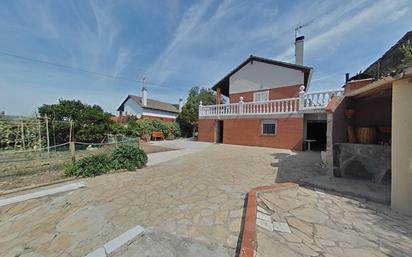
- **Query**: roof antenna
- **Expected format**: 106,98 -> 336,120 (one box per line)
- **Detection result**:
295,19 -> 314,39
142,76 -> 146,89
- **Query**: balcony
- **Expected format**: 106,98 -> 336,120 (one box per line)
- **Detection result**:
199,87 -> 344,119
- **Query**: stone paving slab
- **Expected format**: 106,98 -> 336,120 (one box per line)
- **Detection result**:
0,141 -> 400,257
0,182 -> 85,207
111,229 -> 232,257
274,151 -> 391,204
256,186 -> 412,257
0,144 -> 286,257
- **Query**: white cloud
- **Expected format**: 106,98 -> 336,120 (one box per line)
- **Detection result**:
276,0 -> 410,62
144,1 -> 213,84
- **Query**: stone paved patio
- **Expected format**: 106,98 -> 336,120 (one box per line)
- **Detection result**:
1,141 -> 408,257
274,151 -> 391,204
255,185 -> 412,257
0,143 -> 291,257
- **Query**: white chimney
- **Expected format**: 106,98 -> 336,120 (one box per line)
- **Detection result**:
295,36 -> 304,65
142,87 -> 147,107
178,98 -> 183,112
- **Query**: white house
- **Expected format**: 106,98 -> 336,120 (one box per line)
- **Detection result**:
117,87 -> 183,122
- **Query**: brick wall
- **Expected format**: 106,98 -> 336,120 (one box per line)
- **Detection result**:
198,119 -> 216,142
141,115 -> 176,122
223,118 -> 304,150
344,79 -> 373,93
229,85 -> 300,103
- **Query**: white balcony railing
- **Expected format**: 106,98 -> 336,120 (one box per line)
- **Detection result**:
199,97 -> 299,117
301,89 -> 344,111
199,86 -> 344,118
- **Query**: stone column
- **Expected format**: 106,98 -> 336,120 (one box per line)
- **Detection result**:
198,101 -> 203,117
299,85 -> 305,111
239,96 -> 244,114
391,78 -> 412,215
325,112 -> 334,174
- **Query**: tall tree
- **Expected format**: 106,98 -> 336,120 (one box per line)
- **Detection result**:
38,99 -> 112,144
177,87 -> 216,137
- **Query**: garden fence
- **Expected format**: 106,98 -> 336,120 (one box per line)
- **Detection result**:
0,136 -> 140,178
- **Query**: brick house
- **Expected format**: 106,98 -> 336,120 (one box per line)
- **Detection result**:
116,87 -> 183,123
198,36 -> 343,150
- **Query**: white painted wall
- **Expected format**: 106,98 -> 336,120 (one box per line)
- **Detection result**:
123,98 -> 178,119
229,61 -> 304,94
391,78 -> 412,215
142,109 -> 178,119
123,98 -> 143,118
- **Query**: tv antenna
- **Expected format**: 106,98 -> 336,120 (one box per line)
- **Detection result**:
295,19 -> 314,39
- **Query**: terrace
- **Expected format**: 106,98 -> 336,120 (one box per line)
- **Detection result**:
199,86 -> 343,119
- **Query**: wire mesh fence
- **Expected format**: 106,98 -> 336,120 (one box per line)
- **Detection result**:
0,137 -> 140,179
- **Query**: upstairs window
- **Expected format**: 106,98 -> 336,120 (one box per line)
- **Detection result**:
261,120 -> 277,135
253,91 -> 269,102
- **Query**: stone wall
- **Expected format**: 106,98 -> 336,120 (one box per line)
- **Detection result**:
333,143 -> 391,184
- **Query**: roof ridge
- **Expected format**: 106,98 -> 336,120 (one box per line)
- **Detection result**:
128,94 -> 177,106
248,54 -> 313,70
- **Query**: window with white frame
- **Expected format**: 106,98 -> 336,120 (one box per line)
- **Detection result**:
261,120 -> 277,135
253,91 -> 269,102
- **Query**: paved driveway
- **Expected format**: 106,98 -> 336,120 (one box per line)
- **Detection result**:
0,143 -> 292,257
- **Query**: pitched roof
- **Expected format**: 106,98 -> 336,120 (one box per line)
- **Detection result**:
117,95 -> 179,114
211,55 -> 313,96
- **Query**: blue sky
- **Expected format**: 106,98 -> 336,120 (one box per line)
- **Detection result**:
0,0 -> 411,115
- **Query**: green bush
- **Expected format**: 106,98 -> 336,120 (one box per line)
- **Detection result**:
127,119 -> 154,137
151,119 -> 168,133
109,123 -> 127,135
126,119 -> 180,139
111,144 -> 148,171
38,99 -> 112,144
168,122 -> 181,137
64,154 -> 112,177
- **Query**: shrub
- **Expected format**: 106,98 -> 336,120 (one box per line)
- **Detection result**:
151,119 -> 168,134
110,123 -> 127,135
126,119 -> 180,139
127,119 -> 154,137
38,99 -> 112,144
64,154 -> 112,177
169,122 -> 181,138
111,145 -> 148,171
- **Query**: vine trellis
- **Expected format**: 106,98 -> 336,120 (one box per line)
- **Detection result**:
0,117 -> 70,151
